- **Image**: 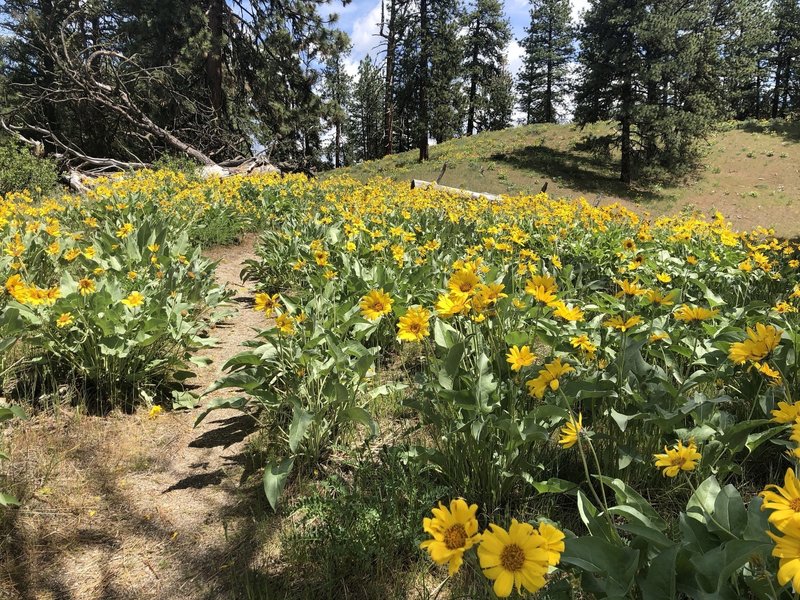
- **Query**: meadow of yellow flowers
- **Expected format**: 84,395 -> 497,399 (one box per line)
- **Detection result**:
4,169 -> 800,597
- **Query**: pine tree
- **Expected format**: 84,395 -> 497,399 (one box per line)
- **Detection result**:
711,0 -> 773,120
346,57 -> 384,163
428,0 -> 465,142
321,35 -> 352,168
462,0 -> 511,136
476,64 -> 515,131
517,0 -> 574,124
379,0 -> 410,156
771,0 -> 800,117
576,0 -> 723,184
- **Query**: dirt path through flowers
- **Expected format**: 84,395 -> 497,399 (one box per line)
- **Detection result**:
1,235 -> 270,600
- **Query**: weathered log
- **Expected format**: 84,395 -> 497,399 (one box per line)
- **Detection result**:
410,179 -> 500,202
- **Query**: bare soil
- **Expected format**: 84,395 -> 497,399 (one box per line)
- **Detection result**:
1,235 -> 270,600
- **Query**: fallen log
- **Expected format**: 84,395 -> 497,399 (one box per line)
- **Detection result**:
410,179 -> 500,201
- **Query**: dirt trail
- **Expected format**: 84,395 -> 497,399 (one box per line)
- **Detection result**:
2,235 -> 268,600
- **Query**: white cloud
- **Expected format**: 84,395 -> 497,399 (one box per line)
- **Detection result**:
350,1 -> 384,61
571,0 -> 590,24
506,38 -> 525,78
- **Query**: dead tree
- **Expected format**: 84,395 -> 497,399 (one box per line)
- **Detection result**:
2,10 -> 253,179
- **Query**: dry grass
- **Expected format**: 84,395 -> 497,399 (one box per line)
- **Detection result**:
0,237 -> 276,600
338,121 -> 800,238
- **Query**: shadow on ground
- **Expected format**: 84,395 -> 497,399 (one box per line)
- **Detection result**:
0,411 -> 273,600
490,144 -> 667,205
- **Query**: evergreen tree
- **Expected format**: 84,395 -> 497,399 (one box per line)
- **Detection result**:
462,0 -> 511,136
576,0 -> 723,184
321,35 -> 352,168
379,0 -> 412,156
771,0 -> 800,117
517,0 -> 574,124
718,0 -> 773,119
428,0 -> 465,142
346,57 -> 384,163
476,64 -> 515,131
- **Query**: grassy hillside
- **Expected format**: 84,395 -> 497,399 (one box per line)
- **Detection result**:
336,121 -> 800,237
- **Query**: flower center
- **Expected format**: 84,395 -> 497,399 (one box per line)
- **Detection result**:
409,323 -> 420,332
460,283 -> 472,292
500,543 -> 526,572
674,456 -> 686,467
443,524 -> 467,550
373,302 -> 383,311
790,498 -> 800,512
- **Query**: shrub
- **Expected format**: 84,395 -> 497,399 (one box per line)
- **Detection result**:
0,141 -> 59,197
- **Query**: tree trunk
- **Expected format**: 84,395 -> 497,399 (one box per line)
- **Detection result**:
382,0 -> 397,156
418,0 -> 429,161
620,75 -> 633,185
466,19 -> 480,136
545,22 -> 553,123
334,122 -> 341,168
772,49 -> 783,118
207,0 -> 225,115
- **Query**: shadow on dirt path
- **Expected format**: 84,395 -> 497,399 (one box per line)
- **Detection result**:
1,234 -> 274,600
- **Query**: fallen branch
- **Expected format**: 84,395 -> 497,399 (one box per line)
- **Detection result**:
410,179 -> 500,202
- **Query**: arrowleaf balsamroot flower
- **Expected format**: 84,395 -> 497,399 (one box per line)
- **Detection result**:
728,323 -> 782,364
359,289 -> 393,321
448,268 -> 481,297
506,345 -> 535,372
524,274 -> 558,304
254,292 -> 281,315
615,278 -> 646,297
654,440 -> 702,477
121,291 -> 144,308
435,292 -> 470,318
570,334 -> 597,356
772,401 -> 800,424
604,314 -> 643,332
420,499 -> 480,575
56,312 -> 74,328
761,468 -> 800,529
526,358 -> 574,399
550,301 -> 584,322
673,304 -> 719,323
558,414 -> 583,449
397,306 -> 431,342
477,519 -> 553,598
78,278 -> 96,296
767,519 -> 800,591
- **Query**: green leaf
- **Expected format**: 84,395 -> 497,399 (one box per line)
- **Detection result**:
433,319 -> 459,348
608,409 -> 642,433
595,476 -> 667,530
743,496 -> 770,542
561,536 -> 639,598
711,485 -> 747,538
531,478 -> 578,494
638,544 -> 680,600
443,342 -> 465,379
194,396 -> 250,426
0,406 -> 27,422
577,490 -> 616,542
288,404 -> 313,452
171,391 -> 199,410
0,491 -> 19,507
687,475 -> 721,523
263,457 -> 294,511
606,505 -> 672,549
745,426 -> 785,453
353,352 -> 374,379
342,406 -> 378,437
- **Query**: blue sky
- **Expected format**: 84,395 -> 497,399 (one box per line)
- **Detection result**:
320,0 -> 589,78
